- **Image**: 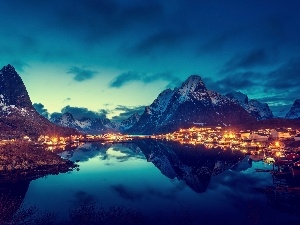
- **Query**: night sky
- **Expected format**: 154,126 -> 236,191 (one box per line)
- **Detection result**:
1,0 -> 300,120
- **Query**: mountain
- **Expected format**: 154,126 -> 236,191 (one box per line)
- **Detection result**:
50,112 -> 118,134
118,113 -> 140,132
225,91 -> 273,120
128,75 -> 256,134
0,64 -> 78,139
285,99 -> 300,119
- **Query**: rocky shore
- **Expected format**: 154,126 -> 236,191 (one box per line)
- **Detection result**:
0,142 -> 77,183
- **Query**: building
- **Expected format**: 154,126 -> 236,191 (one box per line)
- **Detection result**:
249,133 -> 269,141
270,128 -> 291,140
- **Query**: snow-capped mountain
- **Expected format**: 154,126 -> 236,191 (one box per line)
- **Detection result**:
0,64 -> 77,139
50,112 -> 118,134
285,99 -> 300,119
118,113 -> 140,132
128,75 -> 255,134
225,91 -> 273,120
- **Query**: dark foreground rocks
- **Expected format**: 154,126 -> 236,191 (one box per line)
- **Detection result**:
0,141 -> 77,183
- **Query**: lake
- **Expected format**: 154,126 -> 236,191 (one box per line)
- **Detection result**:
1,140 -> 300,225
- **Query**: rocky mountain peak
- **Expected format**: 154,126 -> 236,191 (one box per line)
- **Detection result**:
285,99 -> 300,119
294,99 -> 300,106
0,64 -> 78,138
128,75 -> 256,134
0,64 -> 32,109
179,75 -> 206,94
226,91 -> 248,104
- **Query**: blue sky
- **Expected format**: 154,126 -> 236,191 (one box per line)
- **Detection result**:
1,0 -> 299,120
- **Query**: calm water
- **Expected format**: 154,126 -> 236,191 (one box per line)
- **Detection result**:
2,140 -> 300,224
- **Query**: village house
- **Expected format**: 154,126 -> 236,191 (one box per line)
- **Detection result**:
249,132 -> 269,141
240,131 -> 250,139
294,133 -> 300,141
270,128 -> 291,139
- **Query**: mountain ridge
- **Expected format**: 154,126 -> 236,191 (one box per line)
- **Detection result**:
0,65 -> 78,139
128,75 -> 256,134
285,99 -> 300,119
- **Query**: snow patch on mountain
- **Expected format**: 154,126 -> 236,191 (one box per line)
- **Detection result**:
226,91 -> 273,120
51,112 -> 118,134
118,113 -> 140,132
151,89 -> 174,113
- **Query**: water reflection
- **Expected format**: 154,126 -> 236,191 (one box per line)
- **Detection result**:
1,140 -> 300,224
58,142 -> 144,163
135,139 -> 245,193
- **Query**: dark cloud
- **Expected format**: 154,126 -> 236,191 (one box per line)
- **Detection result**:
111,105 -> 145,122
263,59 -> 300,90
221,49 -> 270,73
109,71 -> 141,88
109,71 -> 181,88
60,105 -> 108,119
204,72 -> 261,94
207,58 -> 300,110
67,66 -> 97,82
133,29 -> 191,54
63,97 -> 71,102
33,103 -> 49,118
50,112 -> 62,119
200,29 -> 240,53
55,0 -> 164,43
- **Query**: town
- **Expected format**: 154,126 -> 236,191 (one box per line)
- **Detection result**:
1,126 -> 300,170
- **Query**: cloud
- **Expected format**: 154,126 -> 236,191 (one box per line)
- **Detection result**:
55,0 -> 164,43
33,103 -> 49,118
206,58 -> 300,108
204,72 -> 262,94
109,71 -> 181,88
221,48 -> 270,73
200,29 -> 240,53
67,66 -> 97,82
132,29 -> 191,54
63,97 -> 71,102
109,71 -> 142,88
50,112 -> 63,119
60,105 -> 108,119
263,58 -> 300,90
111,105 -> 145,122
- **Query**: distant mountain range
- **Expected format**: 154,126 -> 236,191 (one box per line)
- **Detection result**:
0,65 -> 78,139
50,112 -> 118,135
1,64 -> 300,137
50,112 -> 141,134
46,75 -> 300,134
